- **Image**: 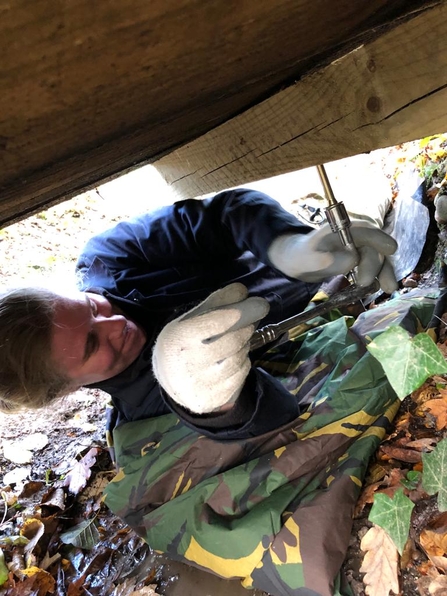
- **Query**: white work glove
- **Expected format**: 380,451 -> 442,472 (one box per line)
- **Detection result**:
152,283 -> 270,414
268,221 -> 398,294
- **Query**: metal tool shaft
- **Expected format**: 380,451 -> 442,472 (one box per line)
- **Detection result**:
250,280 -> 379,351
316,164 -> 360,281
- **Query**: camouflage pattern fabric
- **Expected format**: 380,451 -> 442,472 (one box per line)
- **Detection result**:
104,290 -> 441,596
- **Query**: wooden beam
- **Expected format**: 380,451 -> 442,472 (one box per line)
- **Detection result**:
0,0 -> 437,226
154,2 -> 447,198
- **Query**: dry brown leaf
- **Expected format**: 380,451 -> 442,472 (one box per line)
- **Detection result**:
412,383 -> 440,406
422,398 -> 447,430
365,463 -> 389,485
405,438 -> 437,452
417,576 -> 432,596
436,343 -> 447,360
355,482 -> 384,517
20,518 -> 45,554
428,575 -> 447,595
417,559 -> 440,578
394,411 -> 412,431
41,487 -> 66,510
355,469 -> 405,517
419,512 -> 447,572
62,447 -> 99,495
111,578 -> 160,595
360,525 -> 400,596
15,568 -> 56,595
400,536 -> 417,571
378,444 -> 421,463
420,527 -> 447,557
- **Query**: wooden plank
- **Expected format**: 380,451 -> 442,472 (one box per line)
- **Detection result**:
0,0 -> 437,226
154,1 -> 447,198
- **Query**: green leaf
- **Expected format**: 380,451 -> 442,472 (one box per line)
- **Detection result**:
0,535 -> 29,547
367,326 -> 447,399
422,438 -> 447,511
0,548 -> 8,586
368,489 -> 414,555
400,470 -> 422,491
59,518 -> 100,550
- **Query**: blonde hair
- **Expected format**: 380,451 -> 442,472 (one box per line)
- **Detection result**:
0,287 -> 73,412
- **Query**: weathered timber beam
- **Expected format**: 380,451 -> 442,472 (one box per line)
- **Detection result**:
0,0 -> 438,227
154,2 -> 447,199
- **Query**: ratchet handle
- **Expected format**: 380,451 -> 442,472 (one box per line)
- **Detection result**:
250,280 -> 379,351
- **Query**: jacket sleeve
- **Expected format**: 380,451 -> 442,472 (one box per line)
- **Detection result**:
162,367 -> 304,440
76,188 -> 312,275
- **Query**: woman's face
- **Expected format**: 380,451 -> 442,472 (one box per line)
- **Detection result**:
50,292 -> 147,386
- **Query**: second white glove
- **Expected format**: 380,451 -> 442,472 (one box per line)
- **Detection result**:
267,221 -> 398,293
152,283 -> 270,414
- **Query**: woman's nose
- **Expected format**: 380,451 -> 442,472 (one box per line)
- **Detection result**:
96,314 -> 127,339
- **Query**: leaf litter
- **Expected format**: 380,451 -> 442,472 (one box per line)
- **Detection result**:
0,392 -> 163,596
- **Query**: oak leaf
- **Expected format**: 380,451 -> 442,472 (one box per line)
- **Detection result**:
62,447 -> 99,495
360,525 -> 400,596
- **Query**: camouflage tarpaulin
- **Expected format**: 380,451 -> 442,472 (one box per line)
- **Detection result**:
104,290 -> 441,596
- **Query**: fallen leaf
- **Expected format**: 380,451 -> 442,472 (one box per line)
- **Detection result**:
378,444 -> 421,463
360,525 -> 400,596
394,411 -> 412,431
412,383 -> 439,406
355,482 -> 384,517
41,487 -> 66,510
112,579 -> 161,596
355,469 -> 406,517
19,481 -> 45,498
78,471 -> 114,503
369,489 -> 414,555
19,433 -> 49,451
59,518 -> 100,550
2,441 -> 33,465
428,575 -> 447,595
15,568 -> 56,595
405,438 -> 437,452
432,376 -> 447,386
365,463 -> 389,484
40,551 -> 61,571
3,467 -> 30,487
423,398 -> 447,430
400,536 -> 417,570
62,447 -> 99,495
419,512 -> 447,572
20,518 -> 45,554
421,531 -> 447,558
2,433 -> 48,465
417,559 -> 440,578
417,576 -> 432,596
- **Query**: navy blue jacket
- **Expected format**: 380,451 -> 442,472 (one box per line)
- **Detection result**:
76,188 -> 319,439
